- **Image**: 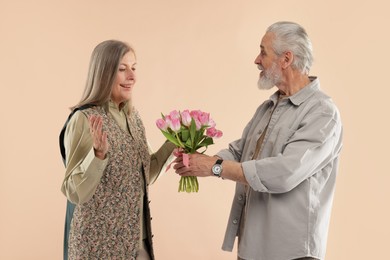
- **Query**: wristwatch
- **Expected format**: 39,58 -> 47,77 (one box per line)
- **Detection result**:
212,159 -> 223,177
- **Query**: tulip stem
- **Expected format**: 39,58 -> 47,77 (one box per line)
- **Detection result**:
178,176 -> 199,193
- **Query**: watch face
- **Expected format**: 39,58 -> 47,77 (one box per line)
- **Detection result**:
212,165 -> 222,175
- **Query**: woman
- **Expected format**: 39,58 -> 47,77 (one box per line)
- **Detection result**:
61,40 -> 174,259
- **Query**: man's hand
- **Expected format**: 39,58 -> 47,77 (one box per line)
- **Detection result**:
173,152 -> 248,184
173,153 -> 216,177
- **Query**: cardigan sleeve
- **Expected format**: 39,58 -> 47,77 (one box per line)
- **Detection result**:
148,141 -> 176,184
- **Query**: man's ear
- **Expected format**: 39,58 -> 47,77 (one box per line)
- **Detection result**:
282,51 -> 293,69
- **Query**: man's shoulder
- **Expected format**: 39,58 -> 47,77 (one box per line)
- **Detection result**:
307,90 -> 340,118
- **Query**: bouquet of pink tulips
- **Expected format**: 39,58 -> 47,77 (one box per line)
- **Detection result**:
156,109 -> 223,193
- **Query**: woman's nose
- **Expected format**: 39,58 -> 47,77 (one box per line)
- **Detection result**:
127,69 -> 135,79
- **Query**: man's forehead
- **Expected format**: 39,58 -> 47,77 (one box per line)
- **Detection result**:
260,32 -> 274,49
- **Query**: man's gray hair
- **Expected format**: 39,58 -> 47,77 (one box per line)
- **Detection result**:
267,21 -> 313,74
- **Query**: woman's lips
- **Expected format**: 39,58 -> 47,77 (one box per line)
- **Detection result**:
120,84 -> 132,88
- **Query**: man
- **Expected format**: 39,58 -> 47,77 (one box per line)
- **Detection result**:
173,21 -> 343,260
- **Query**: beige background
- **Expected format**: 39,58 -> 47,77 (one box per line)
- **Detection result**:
1,0 -> 389,259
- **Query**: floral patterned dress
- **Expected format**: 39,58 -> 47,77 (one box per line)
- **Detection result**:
68,106 -> 151,260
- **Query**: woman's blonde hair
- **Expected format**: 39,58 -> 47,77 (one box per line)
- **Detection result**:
72,40 -> 135,114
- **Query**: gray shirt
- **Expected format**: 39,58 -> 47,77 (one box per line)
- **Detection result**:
217,77 -> 343,260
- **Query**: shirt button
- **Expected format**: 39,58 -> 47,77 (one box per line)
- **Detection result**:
238,195 -> 243,201
232,219 -> 238,225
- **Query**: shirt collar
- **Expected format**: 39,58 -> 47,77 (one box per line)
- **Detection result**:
269,76 -> 320,106
105,100 -> 129,112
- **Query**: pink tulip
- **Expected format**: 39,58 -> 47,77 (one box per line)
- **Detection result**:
156,118 -> 168,131
190,110 -> 203,130
208,118 -> 216,128
215,129 -> 223,138
193,118 -> 201,130
206,127 -> 216,137
166,116 -> 181,132
198,112 -> 210,126
181,110 -> 192,127
169,110 -> 181,120
190,110 -> 201,119
206,127 -> 223,138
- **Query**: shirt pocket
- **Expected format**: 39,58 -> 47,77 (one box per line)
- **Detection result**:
270,127 -> 295,156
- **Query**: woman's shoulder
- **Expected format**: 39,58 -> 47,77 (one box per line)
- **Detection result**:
67,110 -> 89,129
128,107 -> 147,130
129,106 -> 141,119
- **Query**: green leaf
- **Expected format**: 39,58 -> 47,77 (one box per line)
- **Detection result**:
198,137 -> 214,147
194,129 -> 205,145
161,131 -> 180,147
185,138 -> 192,147
190,119 -> 196,144
181,129 -> 189,142
175,132 -> 186,148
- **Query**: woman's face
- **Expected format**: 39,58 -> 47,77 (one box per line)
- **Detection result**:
111,51 -> 137,107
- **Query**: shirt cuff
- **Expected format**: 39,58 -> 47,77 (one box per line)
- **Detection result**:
216,150 -> 237,161
81,147 -> 109,175
241,160 -> 268,192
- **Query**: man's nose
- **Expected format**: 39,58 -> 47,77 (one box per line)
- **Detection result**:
254,54 -> 261,65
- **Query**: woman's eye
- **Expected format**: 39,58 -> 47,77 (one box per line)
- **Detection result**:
119,68 -> 126,72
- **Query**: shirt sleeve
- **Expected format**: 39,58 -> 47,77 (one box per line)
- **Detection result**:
242,105 -> 343,194
61,111 -> 108,204
149,141 -> 176,184
217,111 -> 258,162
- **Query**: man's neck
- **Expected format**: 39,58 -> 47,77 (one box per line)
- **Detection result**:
277,71 -> 311,96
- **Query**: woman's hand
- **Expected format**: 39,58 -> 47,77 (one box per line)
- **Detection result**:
88,115 -> 109,160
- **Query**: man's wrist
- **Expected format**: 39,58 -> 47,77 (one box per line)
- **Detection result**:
211,158 -> 223,177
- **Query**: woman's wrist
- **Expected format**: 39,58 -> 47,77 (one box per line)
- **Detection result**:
94,149 -> 107,160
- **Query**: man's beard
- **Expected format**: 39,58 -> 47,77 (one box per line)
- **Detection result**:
257,62 -> 281,90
